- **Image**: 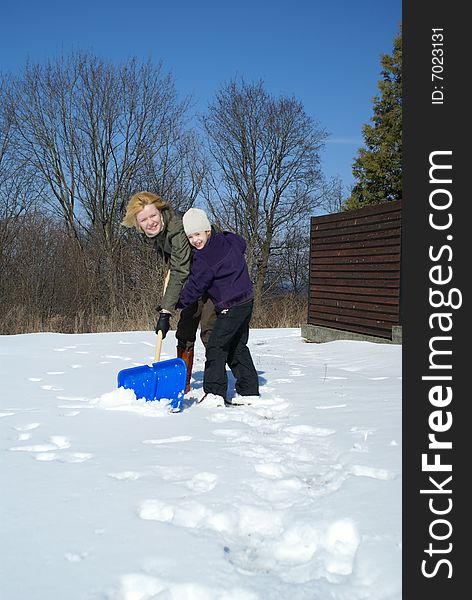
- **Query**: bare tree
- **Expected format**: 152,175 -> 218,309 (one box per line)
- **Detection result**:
136,128 -> 208,212
319,174 -> 349,215
270,227 -> 310,295
201,79 -> 327,306
10,54 -> 203,309
0,78 -> 43,279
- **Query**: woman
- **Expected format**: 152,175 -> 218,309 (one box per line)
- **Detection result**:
121,191 -> 216,393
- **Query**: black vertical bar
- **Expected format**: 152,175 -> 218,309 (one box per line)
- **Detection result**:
403,2 -> 467,598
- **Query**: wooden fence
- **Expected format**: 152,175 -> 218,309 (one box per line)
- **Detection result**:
307,200 -> 402,340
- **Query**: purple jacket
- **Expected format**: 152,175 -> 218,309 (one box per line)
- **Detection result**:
177,231 -> 254,312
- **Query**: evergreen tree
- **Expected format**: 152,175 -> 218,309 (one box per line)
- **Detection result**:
344,28 -> 402,210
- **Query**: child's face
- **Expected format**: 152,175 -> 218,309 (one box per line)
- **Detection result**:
137,203 -> 163,236
187,230 -> 211,250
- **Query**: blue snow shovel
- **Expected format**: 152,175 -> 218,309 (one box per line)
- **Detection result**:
117,272 -> 187,411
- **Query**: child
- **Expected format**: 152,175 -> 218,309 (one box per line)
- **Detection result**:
177,208 -> 259,406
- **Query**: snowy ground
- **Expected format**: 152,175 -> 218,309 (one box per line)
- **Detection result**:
0,328 -> 401,600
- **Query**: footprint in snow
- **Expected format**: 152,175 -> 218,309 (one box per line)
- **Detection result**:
56,395 -> 89,402
65,551 -> 88,562
284,425 -> 336,437
142,436 -> 192,445
53,345 -> 81,352
138,499 -> 208,529
10,435 -> 71,453
348,464 -> 395,480
226,445 -> 272,460
36,452 -> 93,463
269,522 -> 320,566
153,465 -> 192,482
103,354 -> 132,361
254,462 -> 286,480
109,471 -> 143,481
250,477 -> 304,504
324,519 -> 361,576
212,429 -> 256,444
138,499 -> 282,539
271,519 -> 360,579
14,423 -> 40,431
288,368 -> 304,377
186,472 -> 218,493
212,428 -> 245,439
254,396 -> 291,409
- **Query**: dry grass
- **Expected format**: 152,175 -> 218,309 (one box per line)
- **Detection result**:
1,215 -> 307,336
251,294 -> 308,328
1,295 -> 307,335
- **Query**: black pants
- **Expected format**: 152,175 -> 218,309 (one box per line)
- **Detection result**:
203,300 -> 259,399
176,294 -> 217,350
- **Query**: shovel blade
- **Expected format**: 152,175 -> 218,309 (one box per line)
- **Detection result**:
117,358 -> 187,410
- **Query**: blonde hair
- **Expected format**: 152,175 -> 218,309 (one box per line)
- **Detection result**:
121,191 -> 170,231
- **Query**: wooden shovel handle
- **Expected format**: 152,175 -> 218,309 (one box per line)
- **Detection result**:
154,331 -> 164,362
154,270 -> 171,362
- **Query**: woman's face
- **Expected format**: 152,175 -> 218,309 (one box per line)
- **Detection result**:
137,204 -> 163,236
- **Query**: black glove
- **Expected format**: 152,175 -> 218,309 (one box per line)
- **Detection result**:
155,312 -> 171,338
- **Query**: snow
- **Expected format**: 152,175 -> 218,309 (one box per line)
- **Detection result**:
0,328 -> 401,599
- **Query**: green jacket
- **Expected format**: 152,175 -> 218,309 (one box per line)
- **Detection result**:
151,207 -> 192,313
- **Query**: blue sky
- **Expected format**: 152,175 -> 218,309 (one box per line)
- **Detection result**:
1,0 -> 401,191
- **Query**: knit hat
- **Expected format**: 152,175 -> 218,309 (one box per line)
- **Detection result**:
182,208 -> 211,236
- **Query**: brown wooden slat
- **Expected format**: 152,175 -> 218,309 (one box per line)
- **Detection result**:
311,281 -> 399,292
311,200 -> 401,226
312,237 -> 401,251
311,227 -> 401,245
312,245 -> 401,258
313,253 -> 400,265
310,285 -> 400,298
312,211 -> 401,233
307,316 -> 393,339
314,289 -> 399,304
313,297 -> 400,314
310,304 -> 399,323
308,310 -> 394,330
310,271 -> 400,281
312,262 -> 400,271
312,220 -> 401,240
